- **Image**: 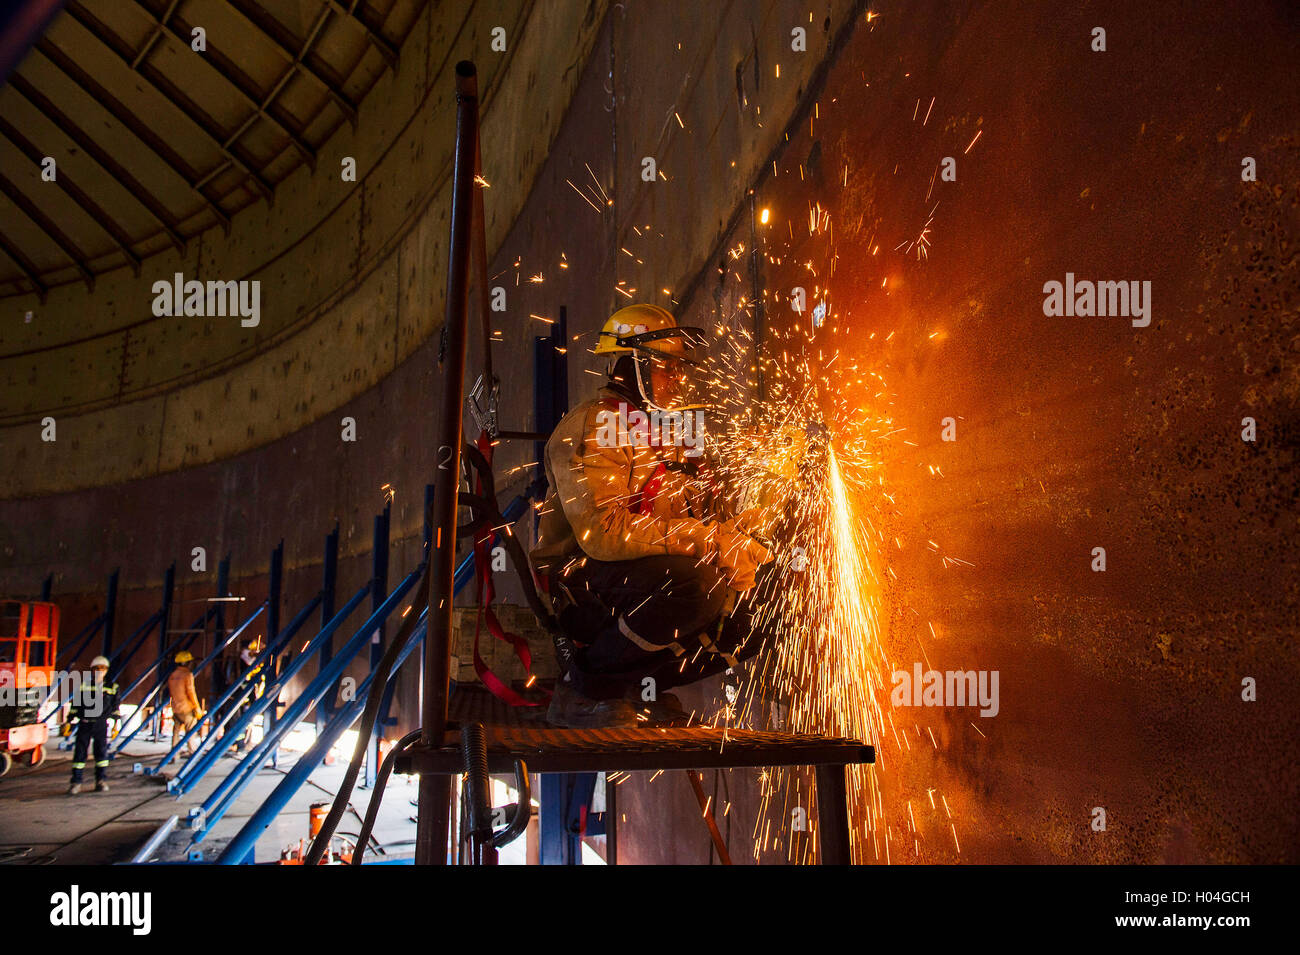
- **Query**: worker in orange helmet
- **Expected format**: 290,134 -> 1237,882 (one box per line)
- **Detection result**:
167,650 -> 204,755
531,304 -> 776,728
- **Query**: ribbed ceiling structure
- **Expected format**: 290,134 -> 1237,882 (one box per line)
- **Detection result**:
0,0 -> 426,299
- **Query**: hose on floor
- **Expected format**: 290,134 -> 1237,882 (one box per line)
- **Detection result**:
302,562 -> 430,867
348,729 -> 421,865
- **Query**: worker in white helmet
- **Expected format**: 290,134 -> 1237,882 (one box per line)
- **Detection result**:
67,655 -> 118,794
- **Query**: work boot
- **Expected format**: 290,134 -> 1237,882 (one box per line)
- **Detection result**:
547,681 -> 637,729
627,689 -> 688,725
67,783 -> 82,795
95,781 -> 109,793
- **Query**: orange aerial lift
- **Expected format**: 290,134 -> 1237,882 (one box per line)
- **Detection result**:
0,600 -> 58,776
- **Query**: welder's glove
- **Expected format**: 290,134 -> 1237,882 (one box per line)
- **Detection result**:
712,524 -> 772,593
728,506 -> 780,544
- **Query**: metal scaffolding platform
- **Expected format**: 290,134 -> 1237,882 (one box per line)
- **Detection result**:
400,724 -> 873,775
399,721 -> 873,864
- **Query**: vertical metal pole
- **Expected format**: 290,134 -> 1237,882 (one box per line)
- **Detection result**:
158,563 -> 174,666
554,306 -> 569,423
151,563 -> 175,738
539,774 -> 580,865
101,568 -> 118,658
266,541 -> 283,767
214,555 -> 230,644
419,482 -> 434,711
814,765 -> 851,865
532,305 -> 569,474
415,59 -> 479,867
605,773 -> 618,865
316,524 -> 338,734
422,484 -> 435,554
40,573 -> 52,602
472,126 -> 493,390
211,555 -> 230,723
365,505 -> 389,786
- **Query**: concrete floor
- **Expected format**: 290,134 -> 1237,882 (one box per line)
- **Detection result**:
0,737 -> 423,865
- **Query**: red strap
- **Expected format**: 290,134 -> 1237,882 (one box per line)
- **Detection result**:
632,462 -> 668,515
470,430 -> 544,706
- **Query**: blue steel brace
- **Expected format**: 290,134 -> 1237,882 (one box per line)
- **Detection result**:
148,590 -> 321,774
107,601 -> 216,745
207,489 -> 543,857
106,610 -> 162,682
366,505 -> 390,786
167,581 -> 370,793
55,613 -> 103,670
316,525 -> 339,733
214,614 -> 429,864
100,568 -> 118,659
154,469 -> 538,854
189,564 -> 424,839
149,563 -> 175,739
111,603 -> 260,755
265,541 -> 283,767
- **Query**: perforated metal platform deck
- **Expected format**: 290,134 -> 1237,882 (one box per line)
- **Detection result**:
398,710 -> 874,863
399,724 -> 873,775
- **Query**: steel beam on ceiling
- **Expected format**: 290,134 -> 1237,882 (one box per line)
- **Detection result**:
0,231 -> 50,301
8,73 -> 187,255
63,1 -> 276,204
128,0 -> 318,170
33,40 -> 233,233
130,0 -> 179,69
0,171 -> 95,289
221,0 -> 359,126
0,115 -> 143,274
325,0 -> 398,69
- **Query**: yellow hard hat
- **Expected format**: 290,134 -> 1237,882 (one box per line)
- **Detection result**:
594,304 -> 706,362
174,650 -> 194,665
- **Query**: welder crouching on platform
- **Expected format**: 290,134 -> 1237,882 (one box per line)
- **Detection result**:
66,655 -> 119,794
531,304 -> 776,728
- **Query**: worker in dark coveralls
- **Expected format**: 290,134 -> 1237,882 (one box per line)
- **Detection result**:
531,304 -> 778,728
67,655 -> 119,794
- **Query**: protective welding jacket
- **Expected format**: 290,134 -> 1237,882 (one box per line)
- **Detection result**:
69,680 -> 119,723
530,387 -> 719,577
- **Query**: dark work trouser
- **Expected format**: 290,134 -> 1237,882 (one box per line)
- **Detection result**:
71,719 -> 109,782
554,555 -> 771,699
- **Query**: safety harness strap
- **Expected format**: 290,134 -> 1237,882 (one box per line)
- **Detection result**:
468,431 -> 543,707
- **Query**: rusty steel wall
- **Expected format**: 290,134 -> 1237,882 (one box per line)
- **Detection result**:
616,0 -> 1299,864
